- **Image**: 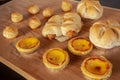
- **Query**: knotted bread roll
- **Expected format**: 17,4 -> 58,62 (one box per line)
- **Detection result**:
89,20 -> 120,49
42,12 -> 82,42
77,0 -> 103,20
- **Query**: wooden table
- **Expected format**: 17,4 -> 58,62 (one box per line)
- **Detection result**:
0,0 -> 120,80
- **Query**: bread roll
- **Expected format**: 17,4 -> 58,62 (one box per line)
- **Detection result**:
3,26 -> 18,39
61,12 -> 82,38
42,12 -> 82,41
28,17 -> 41,29
43,8 -> 54,18
77,0 -> 103,19
28,4 -> 40,14
11,12 -> 23,23
61,0 -> 72,12
42,15 -> 63,40
89,20 -> 120,49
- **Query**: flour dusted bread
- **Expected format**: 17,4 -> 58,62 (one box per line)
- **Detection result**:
89,20 -> 120,49
42,12 -> 82,41
77,0 -> 103,19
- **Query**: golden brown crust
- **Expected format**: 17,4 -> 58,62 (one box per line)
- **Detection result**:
47,34 -> 56,40
66,30 -> 75,38
61,0 -> 72,12
81,56 -> 112,80
3,26 -> 19,39
28,4 -> 40,14
42,8 -> 54,18
89,19 -> 120,49
11,12 -> 23,23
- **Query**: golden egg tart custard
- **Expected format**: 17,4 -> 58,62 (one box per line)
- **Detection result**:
81,56 -> 112,80
16,37 -> 40,54
43,48 -> 69,72
68,37 -> 93,55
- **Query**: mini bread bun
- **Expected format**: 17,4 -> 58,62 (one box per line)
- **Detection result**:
89,19 -> 120,49
28,17 -> 41,29
77,0 -> 103,19
68,37 -> 93,55
3,26 -> 18,39
28,4 -> 40,14
81,56 -> 112,80
42,8 -> 54,18
43,48 -> 69,72
61,0 -> 72,12
11,12 -> 23,23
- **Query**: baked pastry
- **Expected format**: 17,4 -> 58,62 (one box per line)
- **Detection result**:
61,12 -> 82,38
11,12 -> 23,23
81,56 -> 112,80
42,8 -> 54,18
28,4 -> 40,14
68,37 -> 93,55
61,0 -> 72,12
89,20 -> 120,49
3,26 -> 18,39
16,37 -> 40,55
77,0 -> 103,19
42,15 -> 63,40
43,48 -> 69,72
42,12 -> 82,42
28,17 -> 41,29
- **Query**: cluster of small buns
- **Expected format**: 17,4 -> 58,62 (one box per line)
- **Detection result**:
77,0 -> 103,19
89,19 -> 120,49
42,12 -> 82,42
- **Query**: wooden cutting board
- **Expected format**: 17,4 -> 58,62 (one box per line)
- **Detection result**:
0,0 -> 120,80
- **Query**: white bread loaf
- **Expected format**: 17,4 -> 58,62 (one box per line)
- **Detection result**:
77,0 -> 103,20
42,12 -> 82,41
89,20 -> 120,49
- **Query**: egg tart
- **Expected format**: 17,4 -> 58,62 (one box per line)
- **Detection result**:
16,37 -> 40,55
43,48 -> 69,72
68,37 -> 93,55
81,56 -> 112,80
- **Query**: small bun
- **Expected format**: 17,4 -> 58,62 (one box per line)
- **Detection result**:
61,0 -> 72,12
28,17 -> 41,29
89,19 -> 120,49
11,12 -> 23,23
28,4 -> 40,14
77,0 -> 103,19
3,26 -> 18,39
42,8 -> 54,18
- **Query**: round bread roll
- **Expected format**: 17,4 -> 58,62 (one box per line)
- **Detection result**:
42,8 -> 54,18
28,4 -> 40,14
89,20 -> 120,49
11,12 -> 23,23
77,0 -> 103,19
43,48 -> 69,72
28,17 -> 41,29
3,26 -> 18,39
61,0 -> 72,12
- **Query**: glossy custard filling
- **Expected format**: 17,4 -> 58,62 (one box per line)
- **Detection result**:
18,37 -> 39,49
46,49 -> 66,65
85,58 -> 110,75
72,38 -> 91,51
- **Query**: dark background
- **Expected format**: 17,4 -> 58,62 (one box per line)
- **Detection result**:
0,0 -> 120,80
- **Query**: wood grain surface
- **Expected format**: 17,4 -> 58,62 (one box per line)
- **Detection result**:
0,0 -> 120,80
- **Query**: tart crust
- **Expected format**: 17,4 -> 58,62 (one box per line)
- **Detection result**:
68,37 -> 93,55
